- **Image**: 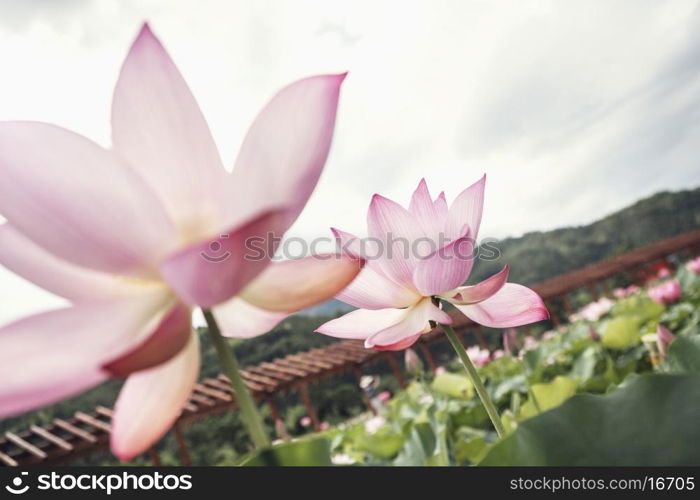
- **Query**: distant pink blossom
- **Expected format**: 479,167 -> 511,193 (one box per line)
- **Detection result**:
300,417 -> 312,428
542,331 -> 556,341
492,349 -> 505,360
316,177 -> 549,350
648,280 -> 682,305
466,345 -> 491,367
435,366 -> 447,376
579,297 -> 614,322
657,267 -> 671,279
686,257 -> 700,274
377,391 -> 392,403
320,422 -> 331,431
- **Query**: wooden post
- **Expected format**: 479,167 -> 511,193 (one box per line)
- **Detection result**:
586,283 -> 599,300
173,421 -> 192,466
547,301 -> 561,327
267,395 -> 289,440
473,325 -> 489,349
418,343 -> 437,373
599,279 -> 612,298
385,353 -> 406,389
353,367 -> 377,415
561,295 -> 574,316
298,383 -> 320,431
148,447 -> 161,466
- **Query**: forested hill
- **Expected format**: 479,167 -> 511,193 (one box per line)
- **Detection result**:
461,187 -> 700,286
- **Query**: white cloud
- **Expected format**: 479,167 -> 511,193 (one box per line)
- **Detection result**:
0,0 -> 699,324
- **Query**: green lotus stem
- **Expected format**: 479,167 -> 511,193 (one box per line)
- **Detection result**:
443,324 -> 506,438
203,309 -> 270,449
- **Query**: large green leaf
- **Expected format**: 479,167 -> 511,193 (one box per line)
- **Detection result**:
239,436 -> 333,466
667,336 -> 700,373
601,316 -> 641,350
519,376 -> 578,419
480,374 -> 700,465
431,373 -> 474,400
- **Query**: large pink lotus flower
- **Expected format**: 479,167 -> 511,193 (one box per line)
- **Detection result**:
0,25 -> 360,459
648,279 -> 682,305
316,177 -> 549,350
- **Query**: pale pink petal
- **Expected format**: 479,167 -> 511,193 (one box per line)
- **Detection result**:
336,265 -> 421,310
434,191 -> 448,227
408,179 -> 440,241
160,209 -> 286,308
103,302 -> 192,377
331,228 -> 380,259
112,24 -> 228,233
443,266 -> 510,305
412,233 -> 475,296
0,289 -> 173,418
367,194 -> 428,286
0,224 -> 140,302
228,74 -> 346,231
454,283 -> 549,328
366,299 -> 452,349
373,334 -> 422,351
111,332 -> 199,461
446,174 -> 486,242
214,298 -> 288,338
316,307 -> 409,340
239,254 -> 363,312
331,226 -> 418,308
0,122 -> 176,275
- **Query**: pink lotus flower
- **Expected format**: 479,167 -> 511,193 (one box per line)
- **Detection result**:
686,257 -> 700,274
0,25 -> 360,460
316,177 -> 548,350
319,422 -> 331,431
300,417 -> 312,428
648,280 -> 682,305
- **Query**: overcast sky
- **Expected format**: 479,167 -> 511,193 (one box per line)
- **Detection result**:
1,0 -> 699,324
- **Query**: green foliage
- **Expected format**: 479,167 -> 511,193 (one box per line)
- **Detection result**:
519,376 -> 578,419
480,374 -> 700,465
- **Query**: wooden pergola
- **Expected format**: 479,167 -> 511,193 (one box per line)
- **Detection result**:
2,229 -> 699,466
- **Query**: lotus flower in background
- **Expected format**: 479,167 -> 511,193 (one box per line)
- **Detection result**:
648,279 -> 682,305
0,24 -> 360,459
686,256 -> 700,274
317,177 -> 548,350
466,345 -> 492,367
571,297 -> 614,322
